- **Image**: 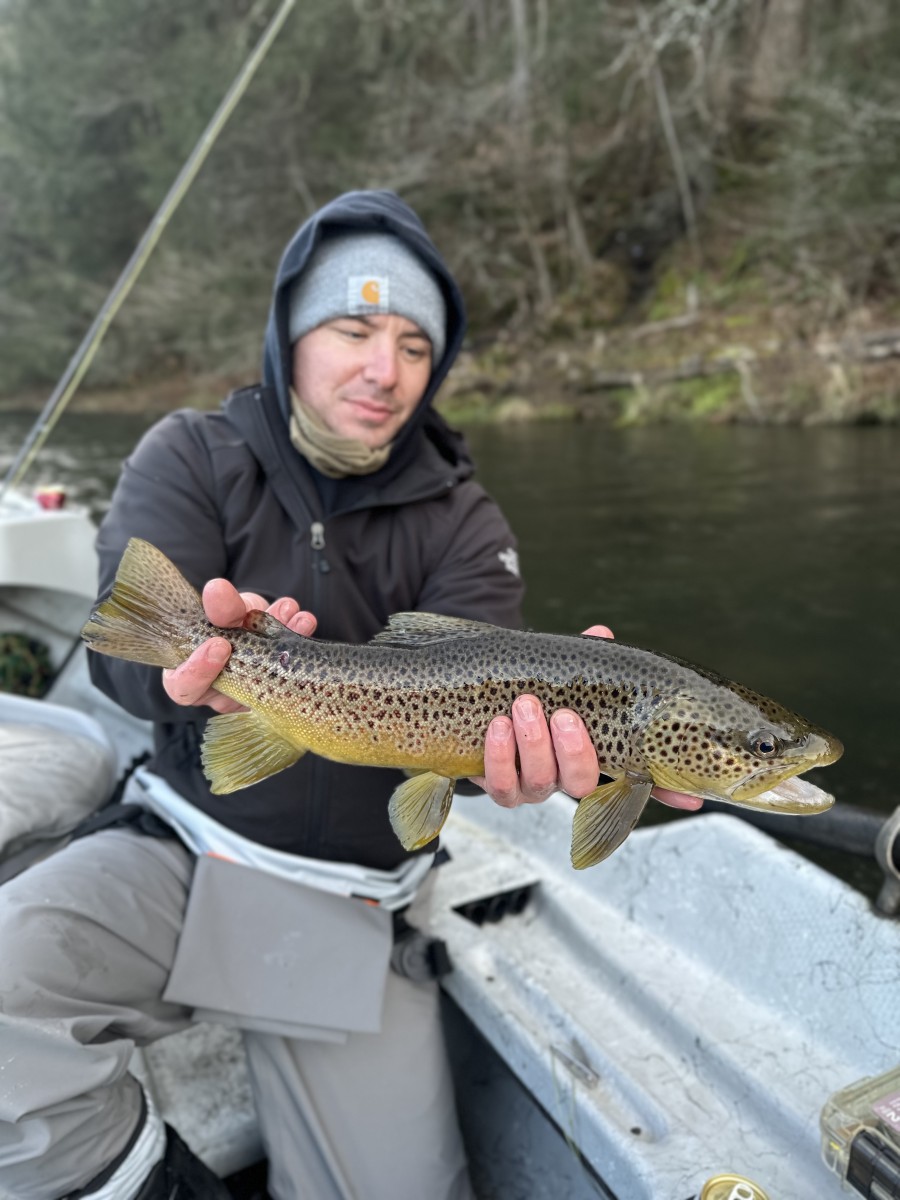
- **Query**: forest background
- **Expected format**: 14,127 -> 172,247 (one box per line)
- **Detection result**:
1,0 -> 898,425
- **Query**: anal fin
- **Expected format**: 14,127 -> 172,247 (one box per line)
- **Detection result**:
388,771 -> 456,851
570,776 -> 652,869
201,710 -> 306,793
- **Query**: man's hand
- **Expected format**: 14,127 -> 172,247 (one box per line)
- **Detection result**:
162,578 -> 317,713
473,622 -> 703,813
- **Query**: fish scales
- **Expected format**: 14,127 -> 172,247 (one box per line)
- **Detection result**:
82,539 -> 843,869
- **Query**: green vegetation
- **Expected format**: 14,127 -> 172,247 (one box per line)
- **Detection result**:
1,0 -> 898,424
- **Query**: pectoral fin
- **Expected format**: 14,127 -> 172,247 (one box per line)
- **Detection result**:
201,710 -> 306,794
570,776 -> 653,869
388,771 -> 456,850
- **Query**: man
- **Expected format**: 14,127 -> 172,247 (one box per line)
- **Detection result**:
0,190 -> 698,1200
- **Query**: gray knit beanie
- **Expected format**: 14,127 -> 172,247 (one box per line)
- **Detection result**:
288,231 -> 446,363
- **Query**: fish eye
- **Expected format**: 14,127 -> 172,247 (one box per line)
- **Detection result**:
749,732 -> 783,758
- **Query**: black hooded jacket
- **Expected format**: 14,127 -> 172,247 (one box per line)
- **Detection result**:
89,191 -> 524,868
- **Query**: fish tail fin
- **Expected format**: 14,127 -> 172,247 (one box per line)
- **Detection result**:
81,538 -> 206,670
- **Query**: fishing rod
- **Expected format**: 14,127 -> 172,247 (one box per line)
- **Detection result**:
0,0 -> 297,504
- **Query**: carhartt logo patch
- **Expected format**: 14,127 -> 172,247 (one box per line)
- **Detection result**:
349,276 -> 388,313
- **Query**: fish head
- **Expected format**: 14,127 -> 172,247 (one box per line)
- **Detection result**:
639,684 -> 843,813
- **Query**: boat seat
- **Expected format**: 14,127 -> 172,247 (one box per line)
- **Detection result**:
0,692 -> 117,866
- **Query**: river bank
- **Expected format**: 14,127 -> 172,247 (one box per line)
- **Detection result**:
440,251 -> 900,426
4,263 -> 899,426
443,307 -> 900,427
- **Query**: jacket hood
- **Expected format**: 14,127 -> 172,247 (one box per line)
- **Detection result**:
262,190 -> 467,429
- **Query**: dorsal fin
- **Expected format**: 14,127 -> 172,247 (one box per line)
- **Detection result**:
370,611 -> 500,648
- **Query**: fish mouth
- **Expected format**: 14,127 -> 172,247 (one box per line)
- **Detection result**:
728,773 -> 835,813
675,768 -> 836,813
759,775 -> 835,812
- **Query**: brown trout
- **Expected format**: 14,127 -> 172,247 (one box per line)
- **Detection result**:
82,538 -> 843,869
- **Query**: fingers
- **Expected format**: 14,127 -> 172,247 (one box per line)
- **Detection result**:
511,696 -> 561,803
266,597 -> 317,637
202,581 -> 317,637
477,716 -> 518,808
288,611 -> 317,636
652,786 -> 704,811
479,698 -> 600,810
168,582 -> 242,710
550,710 -> 601,798
202,579 -> 251,627
582,624 -> 614,639
198,690 -> 247,715
163,636 -> 242,711
267,597 -> 298,625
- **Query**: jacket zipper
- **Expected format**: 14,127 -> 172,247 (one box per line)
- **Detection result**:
307,520 -> 329,851
309,520 -> 330,608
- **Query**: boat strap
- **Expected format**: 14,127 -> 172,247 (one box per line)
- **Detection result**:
68,801 -> 174,843
64,752 -> 172,842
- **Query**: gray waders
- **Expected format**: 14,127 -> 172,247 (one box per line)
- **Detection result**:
0,827 -> 471,1200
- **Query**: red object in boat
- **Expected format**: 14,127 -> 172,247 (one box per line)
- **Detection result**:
35,486 -> 66,511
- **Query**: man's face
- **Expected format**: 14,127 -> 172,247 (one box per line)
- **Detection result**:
292,314 -> 434,449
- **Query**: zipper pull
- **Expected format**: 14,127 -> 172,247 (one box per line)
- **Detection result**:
310,521 -> 330,574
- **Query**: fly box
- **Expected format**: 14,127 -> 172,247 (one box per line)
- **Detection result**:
821,1065 -> 900,1197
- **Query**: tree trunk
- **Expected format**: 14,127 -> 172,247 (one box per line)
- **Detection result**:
744,0 -> 810,117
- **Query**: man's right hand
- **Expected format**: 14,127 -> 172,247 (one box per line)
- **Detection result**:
474,622 -> 702,814
162,578 -> 317,713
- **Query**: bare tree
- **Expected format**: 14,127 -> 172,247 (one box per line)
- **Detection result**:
743,0 -> 810,118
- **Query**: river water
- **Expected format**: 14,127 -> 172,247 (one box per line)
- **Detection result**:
3,410 -> 898,896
